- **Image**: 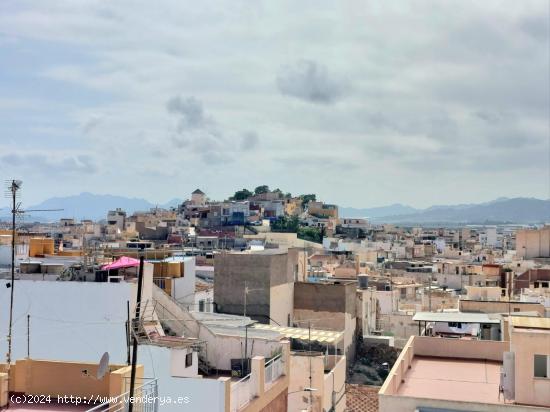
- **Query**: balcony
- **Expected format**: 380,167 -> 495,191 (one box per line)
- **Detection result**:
229,349 -> 289,412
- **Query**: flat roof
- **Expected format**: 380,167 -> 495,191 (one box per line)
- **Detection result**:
511,316 -> 550,330
412,312 -> 500,324
397,356 -> 503,405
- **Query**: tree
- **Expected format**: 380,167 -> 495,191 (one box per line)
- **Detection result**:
231,189 -> 253,201
299,194 -> 316,209
254,185 -> 270,195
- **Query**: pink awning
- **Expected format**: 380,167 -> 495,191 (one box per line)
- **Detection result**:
102,256 -> 140,270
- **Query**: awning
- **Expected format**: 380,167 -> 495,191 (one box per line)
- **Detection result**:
252,324 -> 343,344
412,312 -> 500,324
101,256 -> 140,270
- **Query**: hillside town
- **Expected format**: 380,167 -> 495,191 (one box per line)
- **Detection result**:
0,185 -> 549,411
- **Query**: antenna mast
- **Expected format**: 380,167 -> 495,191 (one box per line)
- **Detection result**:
5,179 -> 21,368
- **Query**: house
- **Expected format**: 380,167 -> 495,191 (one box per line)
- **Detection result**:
293,280 -> 357,361
191,188 -> 207,206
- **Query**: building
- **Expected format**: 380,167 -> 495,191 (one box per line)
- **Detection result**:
106,208 -> 126,233
214,248 -> 305,326
516,226 -> 550,259
293,280 -> 357,361
308,201 -> 339,219
191,188 -> 207,206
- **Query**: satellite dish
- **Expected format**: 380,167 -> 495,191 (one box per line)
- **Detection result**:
97,352 -> 110,380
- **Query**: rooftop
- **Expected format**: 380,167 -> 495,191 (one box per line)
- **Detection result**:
396,356 -> 502,404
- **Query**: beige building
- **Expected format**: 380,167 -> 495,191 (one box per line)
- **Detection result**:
293,281 -> 357,361
214,248 -> 306,326
516,226 -> 550,259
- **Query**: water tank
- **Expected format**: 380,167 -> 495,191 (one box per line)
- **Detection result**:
358,275 -> 368,289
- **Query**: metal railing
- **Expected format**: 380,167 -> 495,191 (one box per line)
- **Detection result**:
264,354 -> 283,389
85,378 -> 158,412
230,374 -> 252,412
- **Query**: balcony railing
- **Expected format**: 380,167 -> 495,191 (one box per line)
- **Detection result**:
230,374 -> 252,412
86,378 -> 158,412
264,354 -> 283,389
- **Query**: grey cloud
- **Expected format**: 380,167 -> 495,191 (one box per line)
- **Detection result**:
240,132 -> 259,151
519,14 -> 549,41
276,60 -> 347,104
82,115 -> 102,134
274,155 -> 358,171
166,96 -> 209,129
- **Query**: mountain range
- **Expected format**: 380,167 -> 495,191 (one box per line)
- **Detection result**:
0,193 -> 548,224
340,197 -> 550,224
0,192 -> 183,222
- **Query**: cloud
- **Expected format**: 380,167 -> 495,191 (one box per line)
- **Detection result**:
0,1 -> 547,206
166,96 -> 209,130
276,60 -> 347,104
0,153 -> 98,174
240,132 -> 259,151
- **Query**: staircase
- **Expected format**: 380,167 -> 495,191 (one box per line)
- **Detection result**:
151,284 -> 214,375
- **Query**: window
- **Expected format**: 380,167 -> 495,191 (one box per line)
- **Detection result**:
199,299 -> 205,312
513,308 -> 520,312
185,353 -> 193,368
534,354 -> 550,378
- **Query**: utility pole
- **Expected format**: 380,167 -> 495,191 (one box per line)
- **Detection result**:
26,314 -> 30,358
128,253 -> 145,412
243,280 -> 248,318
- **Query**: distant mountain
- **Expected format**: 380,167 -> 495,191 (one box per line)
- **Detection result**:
340,204 -> 419,218
0,192 -> 183,222
371,198 -> 550,224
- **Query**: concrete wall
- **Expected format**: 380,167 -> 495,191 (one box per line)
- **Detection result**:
270,282 -> 294,326
214,251 -> 296,324
2,359 -> 141,399
516,227 -> 550,259
512,328 -> 550,407
322,355 -> 346,412
294,282 -> 357,359
288,353 -> 325,411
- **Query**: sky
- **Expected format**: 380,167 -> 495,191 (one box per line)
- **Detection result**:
0,0 -> 548,209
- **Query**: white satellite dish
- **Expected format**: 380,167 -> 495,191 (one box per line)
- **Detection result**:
97,352 -> 110,380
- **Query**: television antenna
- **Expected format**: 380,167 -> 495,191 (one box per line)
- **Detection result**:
4,180 -> 63,369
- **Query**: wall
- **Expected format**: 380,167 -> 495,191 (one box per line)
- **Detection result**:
516,227 -> 550,259
214,251 -> 295,323
288,353 -> 324,411
380,336 -> 507,398
512,328 -> 550,407
322,355 -> 346,412
459,299 -> 545,316
3,359 -> 141,399
294,282 -> 357,359
270,282 -> 294,326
